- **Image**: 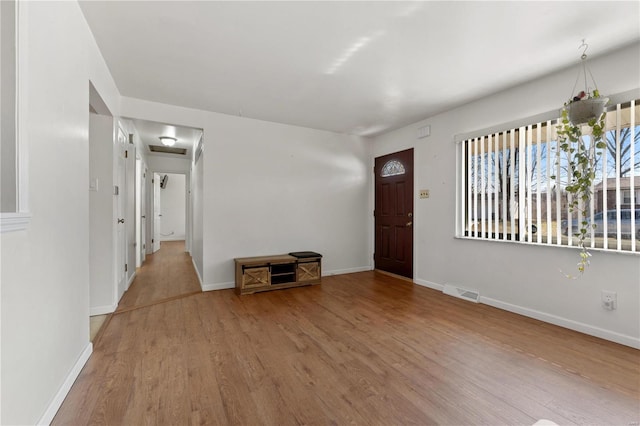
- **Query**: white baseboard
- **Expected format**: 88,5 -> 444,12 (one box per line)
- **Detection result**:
323,266 -> 372,276
202,281 -> 235,292
480,296 -> 640,349
160,236 -> 185,241
126,271 -> 136,289
90,304 -> 116,316
192,258 -> 203,288
414,278 -> 444,291
37,342 -> 93,426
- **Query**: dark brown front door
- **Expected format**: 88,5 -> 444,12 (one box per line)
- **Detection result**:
374,149 -> 414,278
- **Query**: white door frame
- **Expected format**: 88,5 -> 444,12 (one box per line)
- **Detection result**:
150,170 -> 191,252
115,126 -> 128,302
135,157 -> 147,267
153,172 -> 161,253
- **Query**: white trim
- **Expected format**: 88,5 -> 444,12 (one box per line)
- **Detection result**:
90,304 -> 116,316
0,212 -> 31,233
37,343 -> 93,426
126,271 -> 136,289
481,296 -> 640,349
192,257 -> 203,287
414,278 -> 444,291
160,236 -> 186,242
322,266 -> 372,276
202,281 -> 234,292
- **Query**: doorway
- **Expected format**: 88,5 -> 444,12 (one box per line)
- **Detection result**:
374,148 -> 414,278
154,172 -> 187,246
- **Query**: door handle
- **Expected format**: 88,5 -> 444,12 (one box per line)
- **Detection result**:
406,221 -> 413,227
118,218 -> 125,224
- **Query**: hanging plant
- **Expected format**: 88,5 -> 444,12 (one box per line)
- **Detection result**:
556,97 -> 606,276
554,41 -> 608,277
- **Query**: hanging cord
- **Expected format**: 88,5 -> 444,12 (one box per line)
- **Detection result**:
581,41 -> 589,94
569,40 -> 599,101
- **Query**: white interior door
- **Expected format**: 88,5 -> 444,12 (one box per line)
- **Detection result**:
140,166 -> 147,264
153,172 -> 161,252
116,127 -> 127,301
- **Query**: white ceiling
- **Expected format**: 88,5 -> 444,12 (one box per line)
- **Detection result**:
80,1 -> 640,138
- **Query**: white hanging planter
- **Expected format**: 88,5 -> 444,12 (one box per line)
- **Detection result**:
567,97 -> 609,125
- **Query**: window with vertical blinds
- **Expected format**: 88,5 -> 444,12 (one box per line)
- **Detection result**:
458,98 -> 639,252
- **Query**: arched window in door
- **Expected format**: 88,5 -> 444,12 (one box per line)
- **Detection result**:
380,159 -> 405,177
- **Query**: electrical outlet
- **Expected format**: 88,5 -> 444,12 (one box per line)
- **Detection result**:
419,189 -> 430,199
601,290 -> 617,310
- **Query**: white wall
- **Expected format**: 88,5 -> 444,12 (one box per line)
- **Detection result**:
0,2 -> 121,424
191,150 -> 204,283
89,113 -> 115,315
159,173 -> 186,241
147,154 -> 190,174
372,42 -> 640,348
121,97 -> 373,291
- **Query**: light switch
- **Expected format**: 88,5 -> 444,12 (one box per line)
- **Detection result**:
419,189 -> 430,199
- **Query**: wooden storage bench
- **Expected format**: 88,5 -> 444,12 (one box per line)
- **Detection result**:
234,252 -> 322,295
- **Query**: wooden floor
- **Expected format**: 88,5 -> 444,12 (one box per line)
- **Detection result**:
116,240 -> 202,312
54,246 -> 639,425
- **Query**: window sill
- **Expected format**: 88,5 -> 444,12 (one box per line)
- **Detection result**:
454,234 -> 640,256
1,212 -> 31,233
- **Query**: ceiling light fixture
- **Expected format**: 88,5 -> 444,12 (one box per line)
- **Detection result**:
159,136 -> 177,147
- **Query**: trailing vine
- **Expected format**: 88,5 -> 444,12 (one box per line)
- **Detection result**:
555,93 -> 606,276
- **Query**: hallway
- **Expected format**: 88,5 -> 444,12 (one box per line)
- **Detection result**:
117,240 -> 201,311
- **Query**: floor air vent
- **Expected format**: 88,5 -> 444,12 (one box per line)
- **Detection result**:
443,284 -> 480,303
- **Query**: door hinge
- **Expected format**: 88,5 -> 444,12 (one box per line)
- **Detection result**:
125,263 -> 128,272
152,178 -> 154,183
152,238 -> 154,243
143,244 -> 146,250
129,133 -> 134,144
125,150 -> 128,158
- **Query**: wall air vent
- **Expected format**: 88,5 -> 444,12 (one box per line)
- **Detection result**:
148,145 -> 187,155
443,284 -> 480,303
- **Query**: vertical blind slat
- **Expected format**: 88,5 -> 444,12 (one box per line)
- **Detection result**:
460,141 -> 466,237
526,125 -> 533,242
631,100 -> 636,252
510,130 -> 516,241
555,134 -> 562,245
487,134 -> 493,238
494,133 -> 500,238
519,127 -> 527,239
480,136 -> 486,237
502,132 -> 508,240
545,121 -> 552,244
467,138 -> 472,237
616,104 -> 622,250
536,123 -> 542,243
